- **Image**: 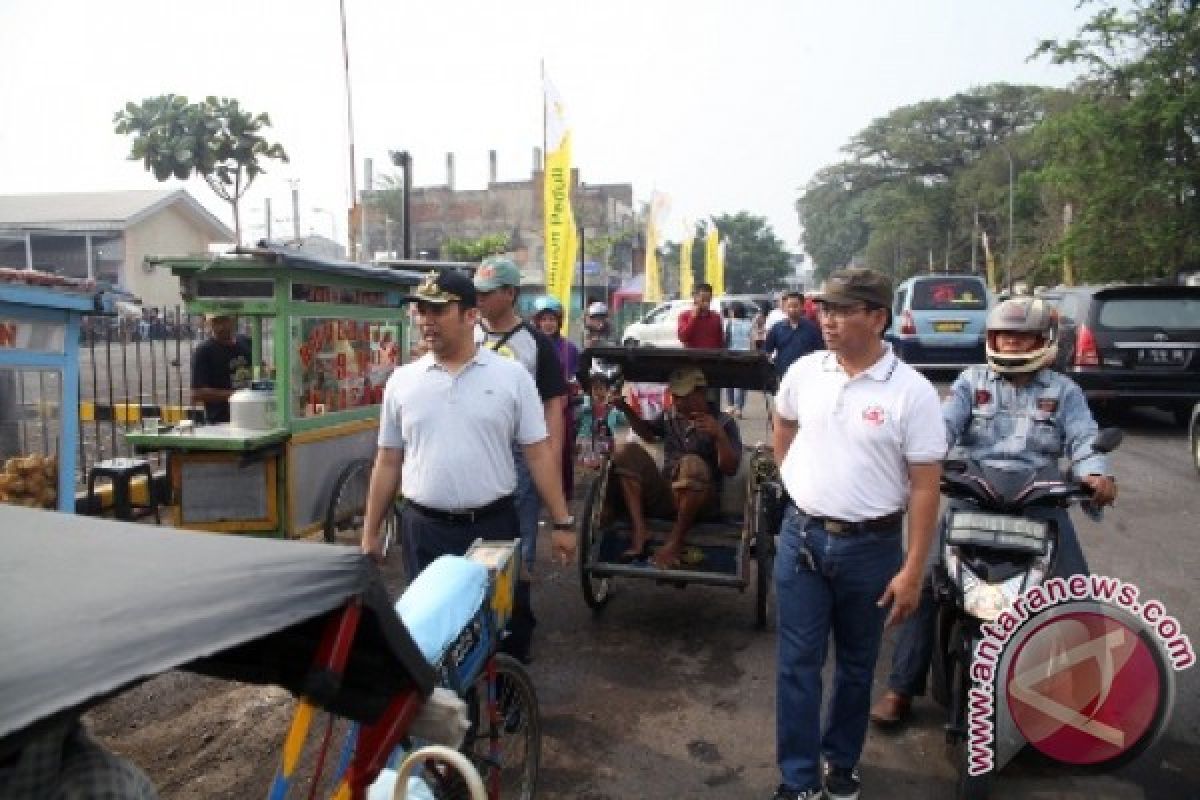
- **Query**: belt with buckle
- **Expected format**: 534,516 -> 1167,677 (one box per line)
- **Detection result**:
797,507 -> 904,535
406,495 -> 514,525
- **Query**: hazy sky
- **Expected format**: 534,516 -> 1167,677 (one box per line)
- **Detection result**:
0,0 -> 1102,254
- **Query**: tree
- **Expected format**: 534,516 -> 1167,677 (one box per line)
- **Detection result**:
114,94 -> 289,245
441,232 -> 510,261
710,212 -> 792,293
1032,0 -> 1200,280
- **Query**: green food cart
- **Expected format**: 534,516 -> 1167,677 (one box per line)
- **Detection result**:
125,247 -> 464,540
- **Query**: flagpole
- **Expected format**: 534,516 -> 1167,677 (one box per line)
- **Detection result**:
540,59 -> 547,172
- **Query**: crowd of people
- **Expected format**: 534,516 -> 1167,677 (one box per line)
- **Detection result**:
351,258 -> 1117,800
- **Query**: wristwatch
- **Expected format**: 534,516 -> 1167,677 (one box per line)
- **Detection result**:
552,515 -> 576,531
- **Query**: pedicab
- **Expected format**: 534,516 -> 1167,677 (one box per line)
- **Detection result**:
574,346 -> 785,629
0,506 -> 539,800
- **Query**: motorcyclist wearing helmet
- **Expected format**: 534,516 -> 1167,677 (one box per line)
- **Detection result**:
869,295 -> 1118,726
583,301 -> 612,347
532,295 -> 581,497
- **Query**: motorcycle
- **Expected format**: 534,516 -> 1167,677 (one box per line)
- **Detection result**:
929,428 -> 1122,799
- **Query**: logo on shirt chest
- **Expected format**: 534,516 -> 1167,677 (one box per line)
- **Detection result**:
975,389 -> 993,406
1037,398 -> 1058,413
862,404 -> 887,427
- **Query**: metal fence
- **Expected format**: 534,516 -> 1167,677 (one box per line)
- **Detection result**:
77,308 -> 207,486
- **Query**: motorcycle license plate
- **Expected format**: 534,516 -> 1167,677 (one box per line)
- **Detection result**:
947,512 -> 1048,554
933,320 -> 966,333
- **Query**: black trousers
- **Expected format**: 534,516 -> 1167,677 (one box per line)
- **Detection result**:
400,503 -> 536,658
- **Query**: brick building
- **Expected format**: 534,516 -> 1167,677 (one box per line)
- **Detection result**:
363,149 -> 636,290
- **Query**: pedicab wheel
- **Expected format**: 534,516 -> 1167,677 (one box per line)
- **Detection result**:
444,654 -> 540,800
579,473 -> 613,611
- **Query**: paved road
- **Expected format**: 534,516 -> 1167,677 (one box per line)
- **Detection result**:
528,390 -> 1200,799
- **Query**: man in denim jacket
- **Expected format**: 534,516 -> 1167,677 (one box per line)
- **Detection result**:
870,295 -> 1118,727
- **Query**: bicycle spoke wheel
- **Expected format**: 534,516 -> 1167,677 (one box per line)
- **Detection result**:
451,654 -> 540,800
324,458 -> 372,545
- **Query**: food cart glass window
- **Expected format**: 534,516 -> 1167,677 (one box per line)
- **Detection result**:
0,367 -> 61,509
0,318 -> 66,354
292,318 -> 402,417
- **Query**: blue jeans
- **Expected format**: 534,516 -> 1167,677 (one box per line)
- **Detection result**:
886,505 -> 1089,697
775,506 -> 903,791
513,445 -> 540,572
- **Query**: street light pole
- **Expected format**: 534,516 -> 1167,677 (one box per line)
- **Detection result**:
998,143 -> 1015,291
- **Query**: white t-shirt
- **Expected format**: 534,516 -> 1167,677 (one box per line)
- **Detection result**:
775,345 -> 946,521
377,346 -> 547,510
765,308 -> 786,331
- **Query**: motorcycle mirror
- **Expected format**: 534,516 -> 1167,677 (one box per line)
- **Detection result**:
1091,427 -> 1123,454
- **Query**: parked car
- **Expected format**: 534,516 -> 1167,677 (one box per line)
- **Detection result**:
1041,284 -> 1200,425
887,274 -> 992,370
1190,402 -> 1200,475
621,294 -> 770,347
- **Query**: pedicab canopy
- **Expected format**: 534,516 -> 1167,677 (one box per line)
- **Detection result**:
578,346 -> 777,393
0,507 -> 434,756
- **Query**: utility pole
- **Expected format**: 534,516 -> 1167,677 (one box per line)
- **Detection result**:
390,150 -> 412,259
970,202 -> 979,273
264,198 -> 272,242
290,183 -> 301,243
998,143 -> 1016,290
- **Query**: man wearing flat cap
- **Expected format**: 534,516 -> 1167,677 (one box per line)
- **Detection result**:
610,366 -> 742,569
361,271 -> 576,658
768,267 -> 946,800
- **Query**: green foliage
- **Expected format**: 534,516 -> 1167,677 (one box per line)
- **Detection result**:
799,84 -> 1060,283
114,94 -> 289,243
1031,0 -> 1200,281
709,212 -> 792,293
442,232 -> 511,261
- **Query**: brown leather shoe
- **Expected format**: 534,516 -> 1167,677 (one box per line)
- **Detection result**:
869,690 -> 912,726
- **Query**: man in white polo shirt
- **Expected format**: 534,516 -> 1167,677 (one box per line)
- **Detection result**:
360,270 -> 575,662
769,268 -> 945,800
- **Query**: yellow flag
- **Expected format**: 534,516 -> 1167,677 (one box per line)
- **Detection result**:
642,191 -> 670,303
543,77 -> 578,334
705,220 -> 724,294
679,227 -> 694,299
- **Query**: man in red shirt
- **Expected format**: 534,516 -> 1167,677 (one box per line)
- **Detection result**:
677,283 -> 724,348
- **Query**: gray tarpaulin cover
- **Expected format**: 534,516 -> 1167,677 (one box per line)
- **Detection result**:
0,507 -> 433,753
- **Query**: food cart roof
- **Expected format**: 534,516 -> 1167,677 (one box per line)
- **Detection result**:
580,346 -> 778,392
0,268 -> 121,313
147,246 -> 467,287
0,507 -> 434,755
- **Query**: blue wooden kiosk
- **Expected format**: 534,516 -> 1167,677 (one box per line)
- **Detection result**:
0,272 -> 115,512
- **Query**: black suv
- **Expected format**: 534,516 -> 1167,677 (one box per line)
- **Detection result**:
1040,284 -> 1200,425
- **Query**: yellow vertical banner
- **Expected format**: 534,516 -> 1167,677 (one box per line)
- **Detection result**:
679,222 -> 694,299
642,191 -> 669,303
543,77 -> 578,334
705,220 -> 724,294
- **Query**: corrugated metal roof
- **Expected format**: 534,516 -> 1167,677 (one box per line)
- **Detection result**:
0,190 -> 233,240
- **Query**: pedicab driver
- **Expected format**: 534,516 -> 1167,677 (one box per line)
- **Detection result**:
359,271 -> 576,615
770,268 -> 946,800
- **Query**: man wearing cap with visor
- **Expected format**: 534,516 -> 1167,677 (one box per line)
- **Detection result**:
473,256 -> 569,661
583,301 -> 612,347
770,267 -> 946,800
610,366 -> 742,569
190,312 -> 251,424
360,271 -> 575,656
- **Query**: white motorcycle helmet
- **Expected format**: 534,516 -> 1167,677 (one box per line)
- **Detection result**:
985,296 -> 1059,374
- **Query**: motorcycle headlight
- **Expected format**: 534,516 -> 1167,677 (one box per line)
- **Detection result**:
961,568 -> 1025,622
